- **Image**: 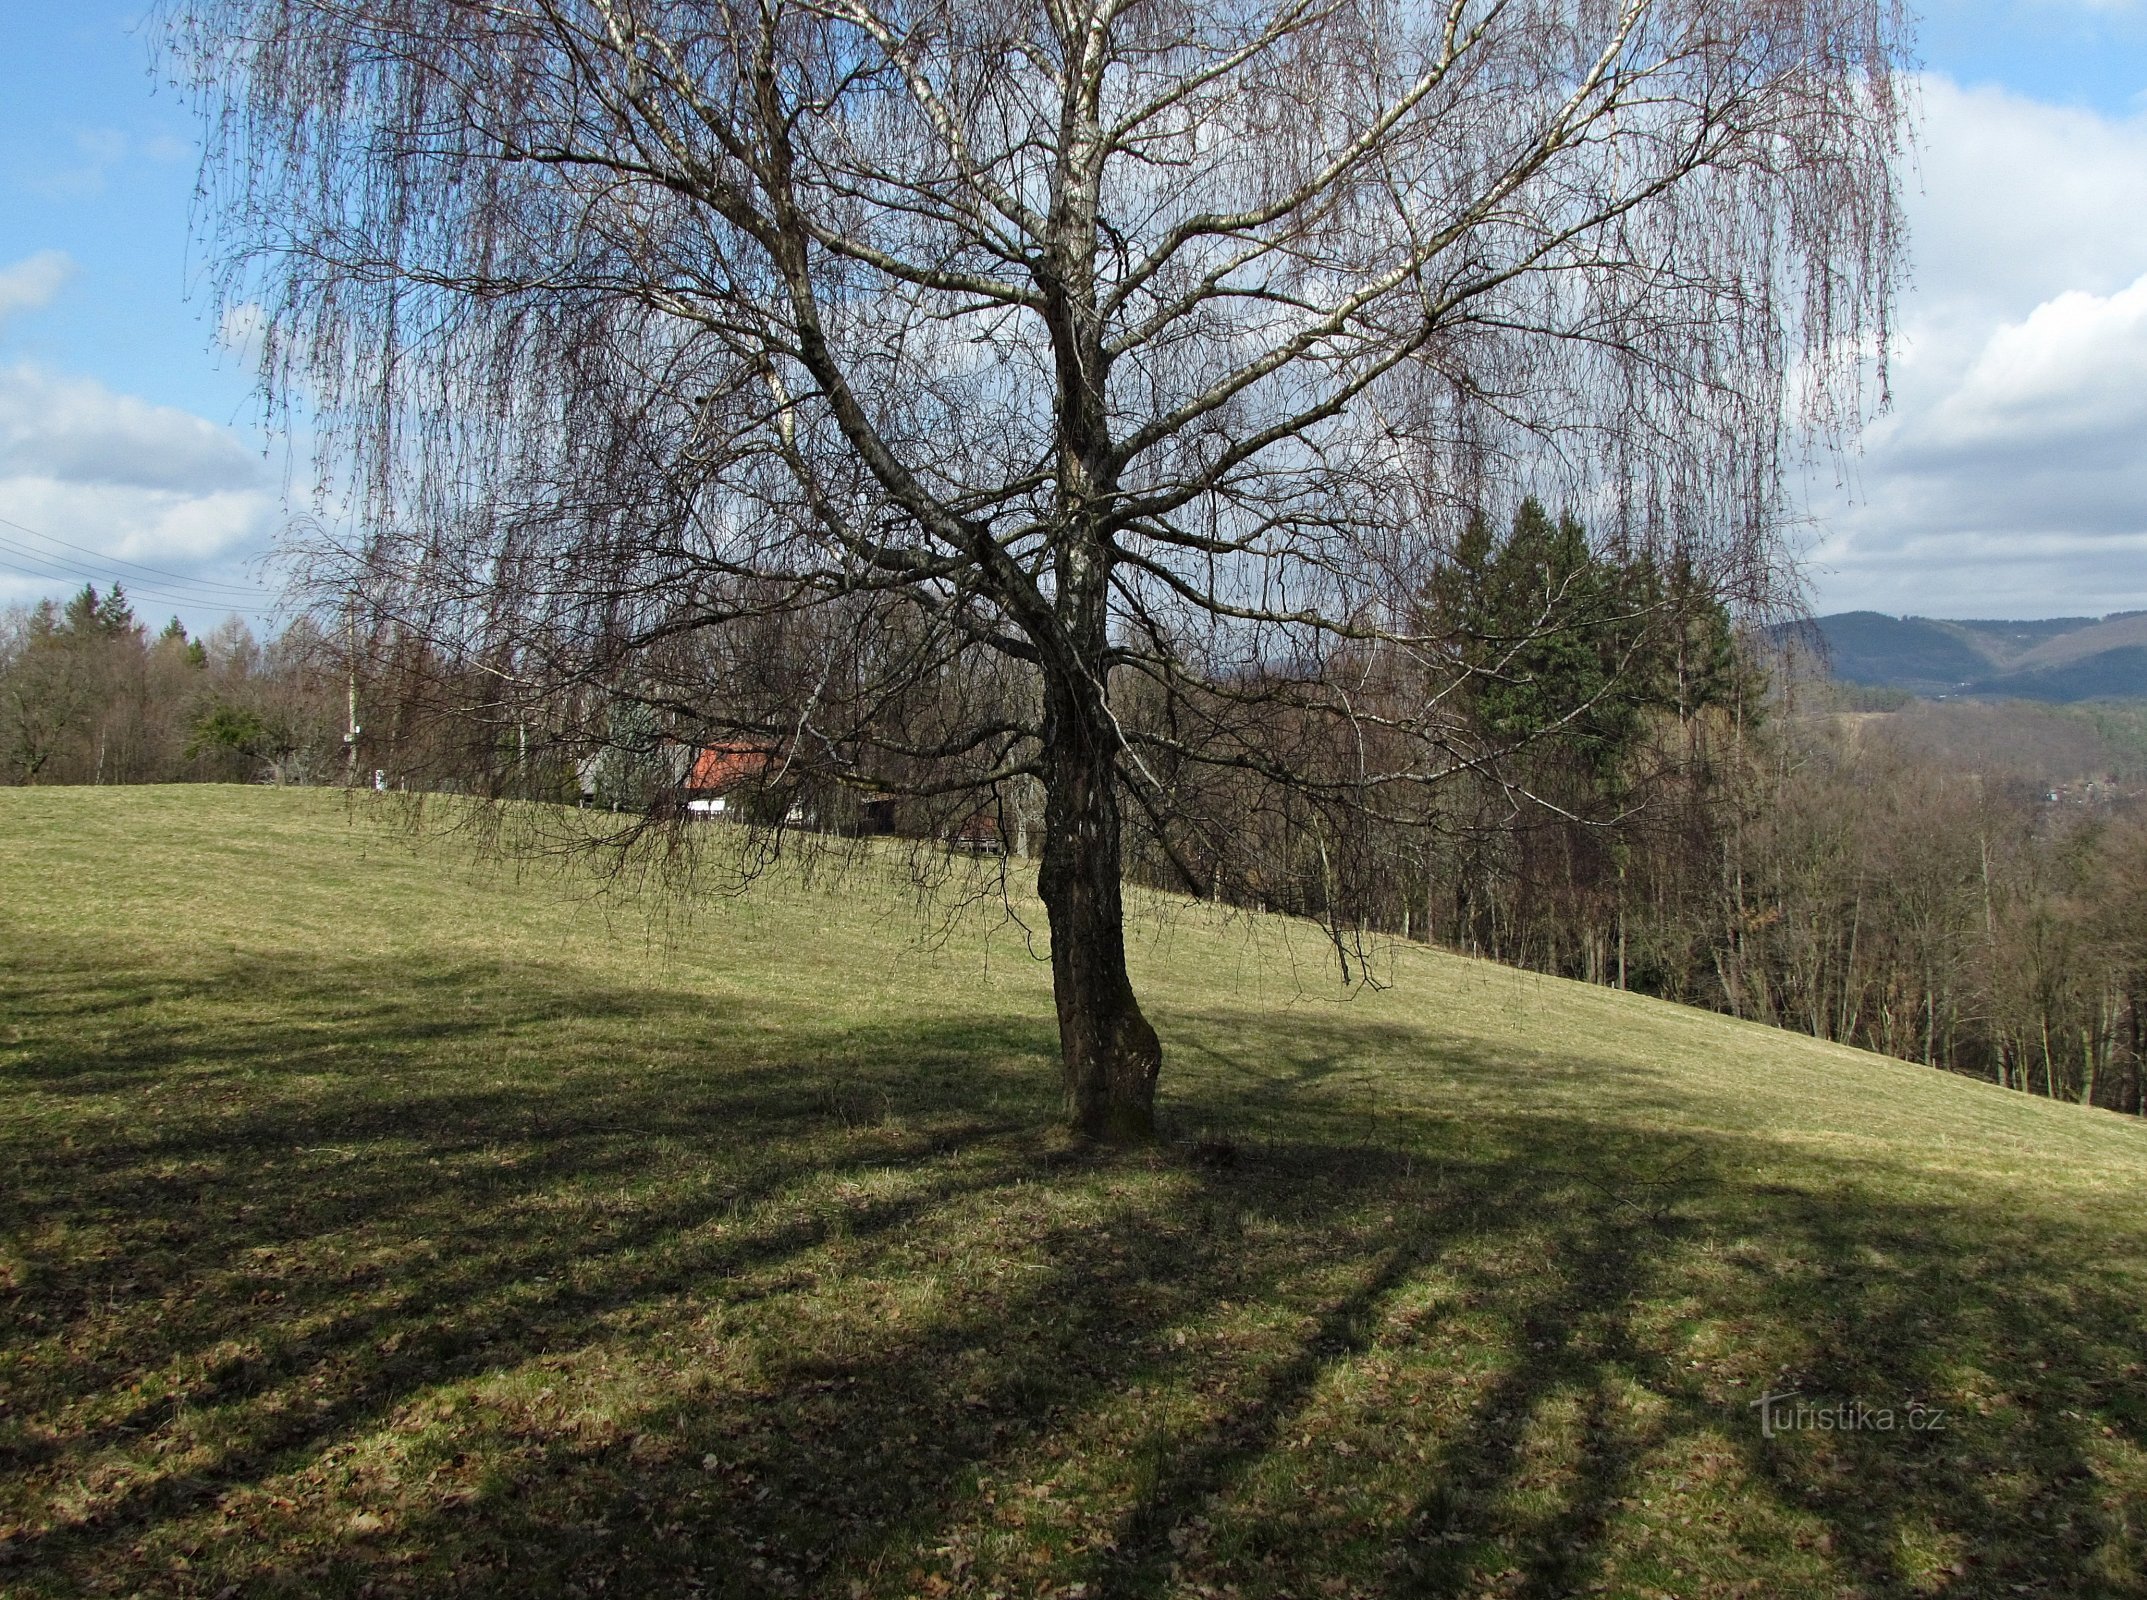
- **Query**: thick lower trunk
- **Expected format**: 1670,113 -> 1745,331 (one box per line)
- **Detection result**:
1037,707 -> 1160,1142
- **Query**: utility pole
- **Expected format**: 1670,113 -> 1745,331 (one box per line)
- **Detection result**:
344,600 -> 361,788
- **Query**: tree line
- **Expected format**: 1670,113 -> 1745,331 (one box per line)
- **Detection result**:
1098,508 -> 2147,1117
0,586 -> 345,787
11,504 -> 2142,1116
1407,684 -> 2147,1116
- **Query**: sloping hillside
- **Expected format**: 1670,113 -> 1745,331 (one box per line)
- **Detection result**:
1979,644 -> 2147,703
4,787 -> 2146,1598
1795,610 -> 2147,700
1789,611 -> 2000,691
2004,612 -> 2147,674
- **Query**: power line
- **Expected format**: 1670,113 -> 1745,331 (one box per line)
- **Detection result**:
0,515 -> 270,609
0,546 -> 270,616
0,512 -> 267,596
0,558 -> 245,616
0,533 -> 225,597
0,543 -> 268,608
0,543 -> 261,614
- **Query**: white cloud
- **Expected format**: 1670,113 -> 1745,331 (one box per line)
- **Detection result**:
0,364 -> 264,498
27,127 -> 131,200
1906,79 -> 2147,309
1916,275 -> 2147,460
0,251 -> 73,324
1810,76 -> 2147,617
0,259 -> 277,612
0,363 -> 278,614
0,477 -> 274,565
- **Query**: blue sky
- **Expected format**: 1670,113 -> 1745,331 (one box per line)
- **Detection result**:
1,3 -> 2145,629
0,3 -> 273,626
1921,0 -> 2147,113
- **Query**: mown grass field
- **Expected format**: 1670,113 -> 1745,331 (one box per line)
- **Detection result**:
4,785 -> 2146,1599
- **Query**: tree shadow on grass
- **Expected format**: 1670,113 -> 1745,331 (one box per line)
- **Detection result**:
1052,1113 -> 2147,1600
4,947 -> 2146,1598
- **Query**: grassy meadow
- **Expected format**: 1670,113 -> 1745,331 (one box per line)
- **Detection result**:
3,785 -> 2146,1598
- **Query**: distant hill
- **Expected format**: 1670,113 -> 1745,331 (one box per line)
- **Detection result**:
1783,610 -> 2147,700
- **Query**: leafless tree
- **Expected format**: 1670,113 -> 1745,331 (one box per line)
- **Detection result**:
171,0 -> 1908,1138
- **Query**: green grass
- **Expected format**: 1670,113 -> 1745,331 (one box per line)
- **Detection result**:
4,785 -> 2146,1599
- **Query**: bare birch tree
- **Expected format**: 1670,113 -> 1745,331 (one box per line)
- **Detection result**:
170,0 -> 1907,1138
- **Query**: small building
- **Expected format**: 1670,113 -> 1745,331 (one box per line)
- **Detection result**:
685,743 -> 779,820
